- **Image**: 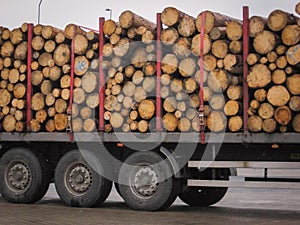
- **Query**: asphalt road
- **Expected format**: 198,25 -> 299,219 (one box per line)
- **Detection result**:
0,169 -> 300,225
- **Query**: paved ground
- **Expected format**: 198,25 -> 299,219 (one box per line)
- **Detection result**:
0,169 -> 300,225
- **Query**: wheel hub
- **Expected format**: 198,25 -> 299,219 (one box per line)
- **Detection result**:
133,166 -> 158,197
7,162 -> 31,191
68,165 -> 92,194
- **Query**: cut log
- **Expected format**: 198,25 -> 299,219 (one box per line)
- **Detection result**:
247,64 -> 271,88
178,16 -> 196,37
179,57 -> 196,77
74,56 -> 89,76
119,10 -> 156,30
161,54 -> 178,74
228,116 -> 243,132
292,114 -> 300,132
46,93 -> 55,106
82,71 -> 97,93
54,113 -> 68,131
137,120 -> 149,133
178,117 -> 191,132
172,37 -> 191,58
55,32 -> 65,44
208,70 -> 230,92
163,97 -> 177,113
191,34 -> 211,56
267,51 -> 278,63
210,95 -> 225,111
226,21 -> 243,41
10,28 -> 23,45
286,74 -> 300,95
207,111 -> 226,132
72,118 -> 83,132
170,78 -> 183,93
203,54 -> 217,71
183,77 -> 197,94
227,85 -> 242,100
30,119 -> 41,132
73,88 -> 85,104
55,99 -> 67,113
15,121 -> 25,132
53,44 -> 70,66
289,96 -> 300,112
276,45 -> 287,55
247,53 -> 260,66
209,27 -> 226,41
274,106 -> 292,126
258,103 -> 274,119
35,109 -> 47,123
253,30 -> 277,55
142,77 -> 156,93
49,66 -> 61,81
224,100 -> 240,116
44,40 -> 56,53
113,38 -> 130,57
286,44 -> 300,66
110,112 -> 123,129
267,85 -> 290,107
61,89 -> 70,100
86,93 -> 99,108
282,25 -> 300,46
249,16 -> 267,37
268,9 -> 298,32
41,80 -> 52,95
161,27 -> 179,46
276,55 -> 287,69
247,115 -> 263,132
80,107 -> 92,120
0,41 -> 14,58
31,93 -> 45,111
271,69 -> 286,84
224,54 -> 243,73
74,34 -> 88,54
14,41 -> 27,60
262,118 -> 277,133
229,40 -> 243,54
103,19 -> 117,36
3,114 -> 16,132
163,113 -> 178,131
196,10 -> 240,34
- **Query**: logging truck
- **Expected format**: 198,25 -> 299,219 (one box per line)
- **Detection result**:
0,5 -> 300,211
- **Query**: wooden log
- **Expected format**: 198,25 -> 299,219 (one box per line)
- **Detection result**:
35,109 -> 47,123
196,10 -> 241,34
73,88 -> 85,104
53,44 -> 70,66
183,77 -> 197,94
226,21 -> 243,41
229,40 -> 243,54
172,37 -> 191,58
142,77 -> 156,93
82,71 -> 97,93
61,88 -> 70,101
258,102 -> 274,119
178,57 -> 196,77
274,106 -> 292,126
286,74 -> 300,95
14,41 -> 27,60
30,119 -> 41,132
247,53 -> 260,66
10,28 -> 24,45
55,32 -> 65,44
1,41 -> 14,58
282,25 -> 300,46
266,51 -> 278,63
143,62 -> 156,76
45,93 -> 55,106
247,115 -> 263,132
267,85 -> 290,107
41,80 -> 52,95
111,84 -> 121,96
49,66 -> 61,81
163,97 -> 177,113
161,53 -> 178,74
113,37 -> 130,57
262,118 -> 277,133
207,111 -> 226,132
286,44 -> 300,66
170,78 -> 183,93
44,40 -> 56,53
227,85 -> 242,100
178,117 -> 191,132
276,55 -> 287,69
178,15 -> 196,37
110,112 -> 123,129
224,100 -> 240,116
268,9 -> 298,32
103,19 -> 117,36
228,116 -> 243,132
224,54 -> 243,73
31,93 -> 45,111
289,96 -> 300,112
161,27 -> 179,46
208,70 -> 230,92
134,86 -> 147,103
54,113 -> 68,131
0,89 -> 11,107
253,30 -> 277,55
210,95 -> 225,111
272,69 -> 286,84
247,64 -> 271,89
191,34 -> 211,56
209,27 -> 226,41
86,93 -> 99,108
250,99 -> 260,110
137,120 -> 148,133
138,99 -> 155,120
3,114 -> 16,132
55,99 -> 67,114
80,106 -> 92,120
292,114 -> 300,132
163,113 -> 178,131
142,30 -> 155,44
203,54 -> 217,71
119,10 -> 156,30
249,16 -> 267,37
250,91 -> 266,107
74,34 -> 88,55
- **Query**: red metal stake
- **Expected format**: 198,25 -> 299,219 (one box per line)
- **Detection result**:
67,30 -> 76,142
99,17 -> 105,132
243,6 -> 249,133
26,24 -> 33,132
199,12 -> 206,144
156,13 -> 162,131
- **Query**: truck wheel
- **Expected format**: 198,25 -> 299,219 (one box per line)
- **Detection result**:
179,168 -> 231,207
54,150 -> 112,207
0,147 -> 51,204
114,182 -> 122,198
118,151 -> 181,211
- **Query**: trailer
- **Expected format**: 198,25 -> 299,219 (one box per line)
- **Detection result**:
0,6 -> 300,211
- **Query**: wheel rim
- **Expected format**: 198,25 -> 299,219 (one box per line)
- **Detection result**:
65,163 -> 92,195
6,161 -> 31,193
130,165 -> 159,199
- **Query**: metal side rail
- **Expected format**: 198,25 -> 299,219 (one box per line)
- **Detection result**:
188,161 -> 300,189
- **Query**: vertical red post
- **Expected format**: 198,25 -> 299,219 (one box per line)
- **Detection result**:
199,12 -> 206,144
26,24 -> 33,131
156,13 -> 162,131
67,30 -> 76,142
243,6 -> 249,133
99,17 -> 105,132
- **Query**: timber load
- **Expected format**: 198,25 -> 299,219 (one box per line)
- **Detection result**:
0,4 -> 299,134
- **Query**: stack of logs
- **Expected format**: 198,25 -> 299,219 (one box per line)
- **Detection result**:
247,4 -> 300,133
102,10 -> 157,133
159,7 -> 244,132
0,23 -> 100,132
0,24 -> 29,132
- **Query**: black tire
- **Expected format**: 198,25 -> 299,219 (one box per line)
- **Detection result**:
179,168 -> 231,207
114,182 -> 122,198
0,148 -> 51,204
118,151 -> 181,211
54,150 -> 112,207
